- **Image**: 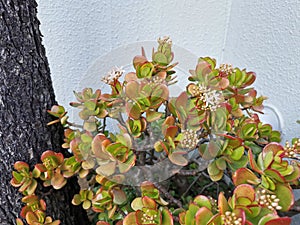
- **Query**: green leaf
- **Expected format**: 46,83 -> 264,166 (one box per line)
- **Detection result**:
84,101 -> 96,111
161,208 -> 174,225
112,188 -> 127,205
153,52 -> 168,65
199,57 -> 216,70
83,200 -> 91,209
169,151 -> 188,166
215,157 -> 227,170
231,146 -> 244,161
185,203 -> 199,225
123,212 -> 138,225
146,110 -> 163,122
96,161 -> 116,177
125,81 -> 139,99
233,168 -> 260,186
274,183 -> 294,211
193,195 -> 212,210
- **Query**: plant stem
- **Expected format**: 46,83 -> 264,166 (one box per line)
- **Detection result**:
155,183 -> 182,208
181,173 -> 202,198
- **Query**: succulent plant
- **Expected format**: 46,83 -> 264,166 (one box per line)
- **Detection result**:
11,37 -> 300,225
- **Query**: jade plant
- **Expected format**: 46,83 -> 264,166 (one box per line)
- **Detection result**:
11,37 -> 300,225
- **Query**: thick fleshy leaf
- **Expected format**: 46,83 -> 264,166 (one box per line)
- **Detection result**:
112,188 -> 127,205
193,195 -> 212,210
264,169 -> 285,183
263,143 -> 284,156
41,150 -> 64,166
233,184 -> 256,202
96,161 -> 116,177
125,81 -> 139,99
195,207 -> 213,225
208,160 -> 221,176
169,151 -> 188,166
25,211 -> 39,223
82,200 -> 91,210
284,163 -> 300,182
142,196 -> 157,209
231,146 -> 245,161
233,168 -> 260,186
96,221 -> 111,225
25,179 -> 38,195
131,197 -> 143,211
51,172 -> 66,189
274,183 -> 294,211
16,218 -> 24,225
218,192 -> 229,214
137,62 -> 154,78
123,212 -> 138,225
14,161 -> 30,172
248,149 -> 263,173
215,157 -> 227,170
126,101 -> 142,120
161,208 -> 174,225
264,217 -> 291,225
92,134 -> 111,160
146,110 -> 163,122
185,203 -> 200,225
165,126 -> 178,139
118,152 -> 136,173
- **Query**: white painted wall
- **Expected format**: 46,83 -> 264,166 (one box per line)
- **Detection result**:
36,0 -> 299,140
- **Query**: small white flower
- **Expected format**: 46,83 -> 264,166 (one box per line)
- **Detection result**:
203,89 -> 222,111
219,63 -> 234,75
181,129 -> 198,149
101,66 -> 125,84
158,36 -> 172,46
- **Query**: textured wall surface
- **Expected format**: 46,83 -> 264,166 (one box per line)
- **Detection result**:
36,0 -> 299,140
222,0 -> 300,141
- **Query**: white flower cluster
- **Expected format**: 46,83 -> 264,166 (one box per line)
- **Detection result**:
141,210 -> 158,224
180,129 -> 198,149
101,66 -> 125,84
203,89 -> 222,111
221,211 -> 243,225
219,63 -> 234,75
284,139 -> 300,158
256,189 -> 282,211
158,36 -> 172,46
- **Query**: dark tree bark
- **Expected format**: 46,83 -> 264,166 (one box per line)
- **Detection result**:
0,0 -> 88,224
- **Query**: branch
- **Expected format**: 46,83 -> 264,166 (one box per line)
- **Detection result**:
155,183 -> 182,208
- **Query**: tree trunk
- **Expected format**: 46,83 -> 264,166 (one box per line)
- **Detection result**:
0,0 -> 88,224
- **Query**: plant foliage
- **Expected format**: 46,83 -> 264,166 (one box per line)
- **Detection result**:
12,37 -> 300,225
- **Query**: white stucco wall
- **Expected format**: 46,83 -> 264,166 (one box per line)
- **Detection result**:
36,0 -> 299,141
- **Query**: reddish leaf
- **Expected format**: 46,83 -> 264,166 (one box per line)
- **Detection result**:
195,207 -> 213,225
233,168 -> 260,186
233,184 -> 256,202
264,217 -> 291,225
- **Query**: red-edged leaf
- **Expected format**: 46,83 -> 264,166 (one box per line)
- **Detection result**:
142,196 -> 157,209
218,192 -> 229,214
248,149 -> 263,173
165,126 -> 178,139
162,208 -> 174,225
233,184 -> 256,202
274,183 -> 294,212
233,168 -> 260,186
169,151 -> 188,166
195,207 -> 213,225
263,143 -> 284,156
14,161 -> 29,172
123,212 -> 138,225
264,169 -> 285,183
264,217 -> 291,225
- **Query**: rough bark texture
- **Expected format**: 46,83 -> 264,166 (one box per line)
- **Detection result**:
0,0 -> 88,224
